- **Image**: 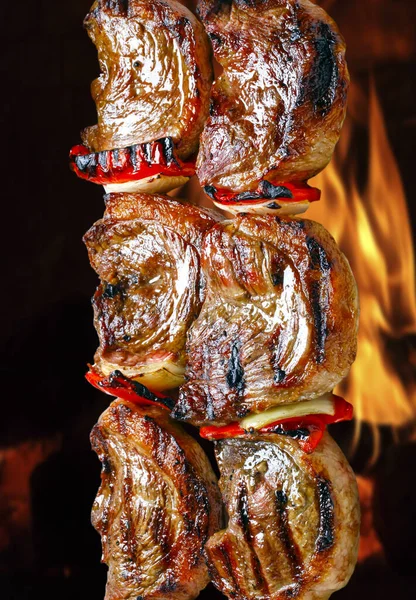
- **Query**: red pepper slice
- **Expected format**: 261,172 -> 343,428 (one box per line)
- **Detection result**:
199,395 -> 353,454
199,422 -> 246,441
69,138 -> 196,186
204,180 -> 321,206
85,367 -> 173,411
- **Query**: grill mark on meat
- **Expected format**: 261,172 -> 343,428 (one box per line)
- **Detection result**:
306,236 -> 331,364
112,401 -> 131,435
299,22 -> 339,116
316,477 -> 335,552
275,489 -> 303,582
158,573 -> 178,593
151,504 -> 171,559
226,340 -> 245,393
237,481 -> 269,594
203,344 -> 216,421
120,466 -> 138,563
217,537 -> 244,596
269,327 -> 289,386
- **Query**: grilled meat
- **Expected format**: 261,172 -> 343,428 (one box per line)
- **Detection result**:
196,0 -> 349,191
174,214 -> 358,425
206,431 -> 360,600
91,399 -> 222,600
83,193 -> 220,391
82,0 -> 213,158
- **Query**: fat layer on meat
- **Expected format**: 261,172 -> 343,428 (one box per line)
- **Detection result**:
83,193 -> 220,390
82,0 -> 213,158
174,214 -> 358,425
207,432 -> 360,600
196,0 -> 349,190
91,399 -> 223,600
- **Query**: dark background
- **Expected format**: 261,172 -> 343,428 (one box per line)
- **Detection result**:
0,1 -> 415,598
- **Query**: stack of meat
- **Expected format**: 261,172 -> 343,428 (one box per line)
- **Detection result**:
70,1 -> 360,599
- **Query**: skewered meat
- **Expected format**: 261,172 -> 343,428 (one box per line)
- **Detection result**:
196,0 -> 349,191
91,399 -> 222,600
83,193 -> 221,391
82,0 -> 213,159
174,214 -> 358,426
206,431 -> 360,600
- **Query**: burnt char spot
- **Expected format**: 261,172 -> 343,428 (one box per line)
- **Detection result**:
106,370 -> 175,410
208,32 -> 223,47
275,489 -> 288,508
142,142 -> 152,165
226,340 -> 245,394
75,152 -> 98,175
102,456 -> 112,474
316,478 -> 335,552
102,282 -> 123,299
98,151 -> 108,170
158,574 -> 178,593
271,270 -> 284,287
130,144 -> 138,171
302,22 -> 338,115
266,202 -> 282,209
204,185 -> 217,200
234,191 -> 262,201
306,237 -> 330,363
258,180 -> 293,199
273,367 -> 286,383
266,426 -> 310,440
157,137 -> 175,165
237,483 -> 251,540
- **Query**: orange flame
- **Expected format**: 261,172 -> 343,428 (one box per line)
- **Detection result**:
309,80 -> 416,461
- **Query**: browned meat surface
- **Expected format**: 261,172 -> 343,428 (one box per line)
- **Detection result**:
83,193 -> 221,391
196,0 -> 349,191
91,399 -> 222,600
207,432 -> 360,600
82,0 -> 213,158
174,214 -> 358,425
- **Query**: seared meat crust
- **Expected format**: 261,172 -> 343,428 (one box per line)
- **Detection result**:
207,432 -> 359,600
82,0 -> 213,158
91,399 -> 222,600
83,193 -> 220,391
174,214 -> 358,425
196,0 -> 349,190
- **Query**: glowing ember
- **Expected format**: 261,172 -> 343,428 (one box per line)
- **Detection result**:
309,80 -> 416,459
